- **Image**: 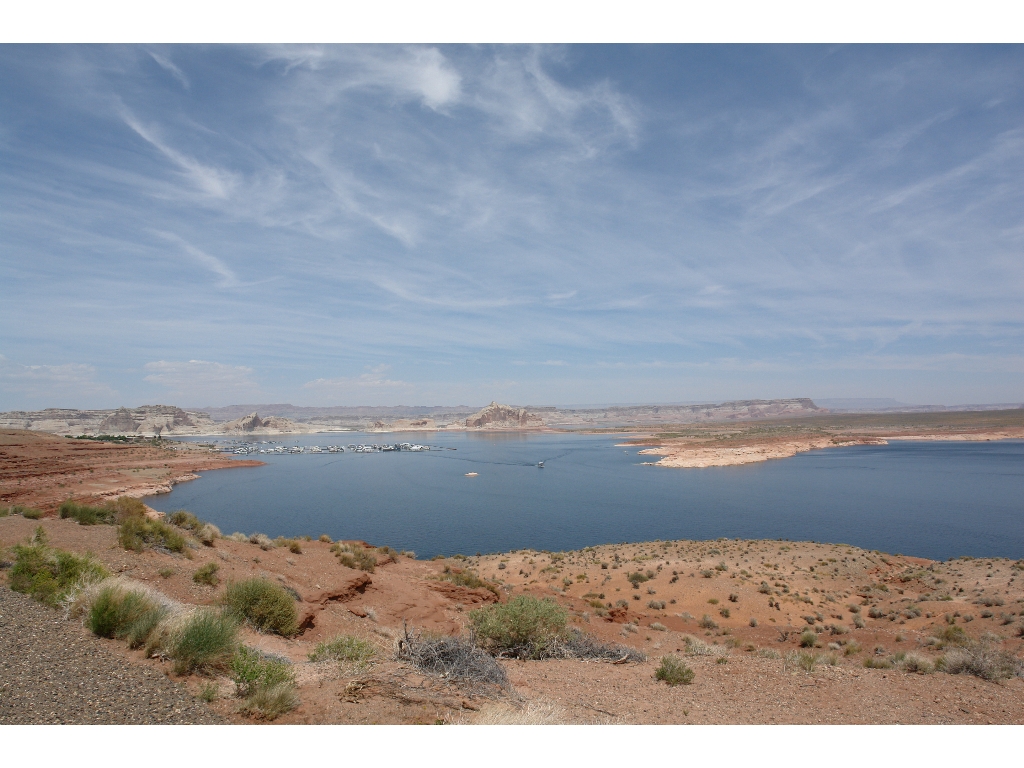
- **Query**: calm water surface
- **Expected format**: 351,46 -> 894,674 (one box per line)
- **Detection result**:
149,433 -> 1024,561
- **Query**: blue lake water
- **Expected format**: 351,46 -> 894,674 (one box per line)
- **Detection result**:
148,433 -> 1024,562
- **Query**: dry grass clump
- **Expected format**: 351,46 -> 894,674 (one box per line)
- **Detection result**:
330,542 -> 378,572
4,505 -> 44,519
249,533 -> 274,550
928,624 -> 970,649
9,527 -> 108,607
437,565 -> 499,595
469,700 -> 565,725
655,655 -> 695,686
231,645 -> 299,720
274,537 -> 303,554
119,516 -> 188,554
222,577 -> 299,637
84,581 -> 169,648
555,628 -> 646,662
398,628 -> 510,690
308,634 -> 376,665
682,635 -> 721,656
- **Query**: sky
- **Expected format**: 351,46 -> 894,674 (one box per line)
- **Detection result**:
1,44 -> 1023,410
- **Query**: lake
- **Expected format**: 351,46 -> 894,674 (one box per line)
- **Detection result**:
148,433 -> 1024,561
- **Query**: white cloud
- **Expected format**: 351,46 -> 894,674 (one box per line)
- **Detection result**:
0,354 -> 118,408
303,364 -> 411,396
152,231 -> 239,287
148,51 -> 190,90
143,360 -> 261,402
119,106 -> 236,199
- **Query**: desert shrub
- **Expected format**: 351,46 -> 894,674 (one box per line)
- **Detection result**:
198,525 -> 220,546
863,656 -> 893,669
758,581 -> 771,594
308,635 -> 376,664
655,655 -> 695,685
469,595 -> 568,659
86,584 -> 167,648
647,599 -> 666,610
867,606 -> 886,619
9,528 -> 108,606
829,623 -> 849,635
331,542 -> 377,572
193,562 -> 220,586
791,651 -> 818,672
698,614 -> 718,630
398,629 -> 510,689
899,653 -> 934,674
800,630 -> 818,648
650,622 -> 668,631
756,647 -> 781,659
231,646 -> 298,720
555,628 -> 646,662
9,505 -> 44,519
158,567 -> 175,579
853,615 -> 866,629
169,510 -> 203,533
222,578 -> 299,636
249,533 -> 274,550
929,625 -> 969,649
0,506 -> 7,517
941,643 -> 1023,681
105,496 -> 147,520
228,532 -> 248,543
199,682 -> 219,702
59,500 -> 116,525
749,617 -> 758,627
118,516 -> 187,554
728,593 -> 739,602
683,635 -> 718,656
170,609 -> 238,675
719,607 -> 731,619
844,641 -> 862,656
627,571 -> 650,588
438,565 -> 498,595
318,534 -> 332,543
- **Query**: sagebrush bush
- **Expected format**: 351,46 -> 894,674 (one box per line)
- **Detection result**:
9,528 -> 108,606
192,562 -> 220,586
170,609 -> 238,675
223,578 -> 299,636
929,625 -> 969,649
7,505 -> 44,519
698,614 -> 718,630
469,595 -> 568,659
118,516 -> 187,554
231,645 -> 296,698
799,630 -> 818,648
59,500 -> 116,525
655,655 -> 695,685
249,533 -> 274,550
308,634 -> 376,664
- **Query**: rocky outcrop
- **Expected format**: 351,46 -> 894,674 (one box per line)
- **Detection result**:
465,402 -> 545,429
220,412 -> 307,434
0,406 -> 217,436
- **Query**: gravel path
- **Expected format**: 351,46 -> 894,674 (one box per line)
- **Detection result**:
0,586 -> 223,724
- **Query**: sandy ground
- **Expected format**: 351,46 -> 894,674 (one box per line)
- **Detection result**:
0,429 -> 261,511
2,512 -> 1022,724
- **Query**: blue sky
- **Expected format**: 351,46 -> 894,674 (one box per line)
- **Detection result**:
1,44 -> 1022,409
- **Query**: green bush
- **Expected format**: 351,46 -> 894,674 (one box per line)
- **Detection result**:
192,562 -> 220,586
231,646 -> 298,720
6,505 -> 44,519
169,510 -> 203,533
118,516 -> 187,554
930,624 -> 970,649
170,609 -> 238,675
469,595 -> 569,659
800,630 -> 818,648
9,528 -> 108,606
59,500 -> 116,525
223,578 -> 299,637
655,655 -> 695,685
308,635 -> 376,664
87,585 -> 166,648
